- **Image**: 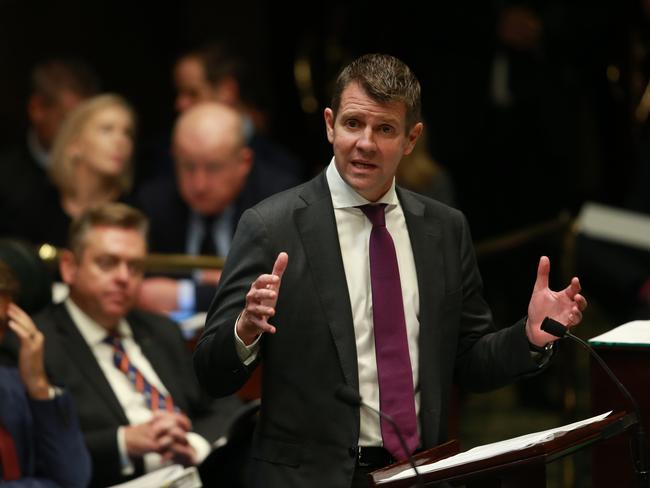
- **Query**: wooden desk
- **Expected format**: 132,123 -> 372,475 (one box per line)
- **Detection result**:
590,345 -> 650,487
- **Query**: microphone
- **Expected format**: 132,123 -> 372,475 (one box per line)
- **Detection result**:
541,317 -> 649,486
335,385 -> 423,487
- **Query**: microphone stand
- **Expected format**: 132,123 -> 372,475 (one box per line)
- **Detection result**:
362,402 -> 424,488
335,385 -> 423,487
542,317 -> 649,487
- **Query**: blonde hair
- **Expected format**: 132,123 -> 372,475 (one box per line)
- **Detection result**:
49,93 -> 136,196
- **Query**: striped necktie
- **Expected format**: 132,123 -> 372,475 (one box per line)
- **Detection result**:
103,333 -> 178,412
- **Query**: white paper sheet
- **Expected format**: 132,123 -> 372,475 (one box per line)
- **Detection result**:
589,320 -> 650,346
107,465 -> 202,488
378,411 -> 612,484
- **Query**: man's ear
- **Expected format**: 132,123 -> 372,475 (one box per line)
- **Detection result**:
214,76 -> 240,105
403,122 -> 424,156
27,94 -> 47,126
59,250 -> 78,285
324,108 -> 335,144
238,147 -> 254,178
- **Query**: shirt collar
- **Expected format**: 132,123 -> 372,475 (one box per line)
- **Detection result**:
325,157 -> 399,210
65,298 -> 132,346
189,205 -> 235,228
26,129 -> 50,170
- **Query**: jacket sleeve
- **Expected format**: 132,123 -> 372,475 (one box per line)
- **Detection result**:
194,208 -> 274,398
453,213 -> 540,391
27,392 -> 92,488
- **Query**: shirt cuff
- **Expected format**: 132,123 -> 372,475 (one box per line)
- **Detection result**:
177,279 -> 196,312
529,341 -> 555,368
187,432 -> 211,464
47,386 -> 62,399
234,316 -> 262,366
143,451 -> 167,473
117,426 -> 135,475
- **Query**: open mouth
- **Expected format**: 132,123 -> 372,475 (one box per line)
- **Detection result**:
351,161 -> 376,170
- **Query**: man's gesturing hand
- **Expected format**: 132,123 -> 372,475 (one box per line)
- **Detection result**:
236,252 -> 288,345
525,256 -> 587,347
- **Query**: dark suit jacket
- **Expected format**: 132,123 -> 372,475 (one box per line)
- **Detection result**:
194,172 -> 541,487
34,303 -> 240,488
0,366 -> 91,487
135,159 -> 300,310
0,142 -> 65,246
0,141 -> 136,248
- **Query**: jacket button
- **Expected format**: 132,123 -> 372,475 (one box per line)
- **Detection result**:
348,446 -> 357,458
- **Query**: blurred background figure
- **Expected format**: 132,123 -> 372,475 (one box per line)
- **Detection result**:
0,260 -> 91,486
574,0 -> 650,326
0,57 -> 99,243
395,128 -> 456,207
7,94 -> 137,248
136,102 -> 296,316
172,42 -> 305,181
34,203 -> 241,487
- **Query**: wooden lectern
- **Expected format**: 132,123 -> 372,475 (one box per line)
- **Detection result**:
591,344 -> 650,487
369,412 -> 635,487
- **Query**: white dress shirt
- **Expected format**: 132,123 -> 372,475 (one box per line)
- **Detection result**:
235,159 -> 421,447
65,299 -> 210,474
325,160 -> 421,447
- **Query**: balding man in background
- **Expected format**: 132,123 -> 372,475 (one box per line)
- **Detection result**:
135,102 -> 297,316
173,42 -> 305,181
139,42 -> 304,186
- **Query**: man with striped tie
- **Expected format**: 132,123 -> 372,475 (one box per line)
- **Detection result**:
35,203 -> 240,487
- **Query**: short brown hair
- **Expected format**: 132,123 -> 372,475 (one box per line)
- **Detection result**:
180,42 -> 262,108
68,203 -> 148,257
330,53 -> 421,130
31,58 -> 100,105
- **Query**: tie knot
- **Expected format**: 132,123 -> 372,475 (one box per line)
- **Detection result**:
359,204 -> 387,227
203,214 -> 218,227
103,330 -> 122,347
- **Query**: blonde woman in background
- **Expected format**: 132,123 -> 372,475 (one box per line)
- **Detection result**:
28,94 -> 136,247
51,94 -> 135,216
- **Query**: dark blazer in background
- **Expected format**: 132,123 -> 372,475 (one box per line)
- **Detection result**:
194,171 -> 541,488
0,142 -> 63,246
0,366 -> 91,487
135,159 -> 300,310
35,303 -> 241,488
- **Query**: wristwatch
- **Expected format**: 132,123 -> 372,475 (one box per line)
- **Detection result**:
529,341 -> 555,367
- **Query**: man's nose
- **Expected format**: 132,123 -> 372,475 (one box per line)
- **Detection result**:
115,262 -> 131,281
356,126 -> 377,152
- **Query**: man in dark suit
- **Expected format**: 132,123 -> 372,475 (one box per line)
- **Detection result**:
135,102 -> 298,314
193,54 -> 588,488
0,58 -> 99,245
34,203 -> 240,487
0,261 -> 90,486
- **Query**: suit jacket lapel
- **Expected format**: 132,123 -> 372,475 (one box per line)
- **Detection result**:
397,188 -> 445,330
294,174 -> 359,392
398,188 -> 445,445
51,305 -> 129,424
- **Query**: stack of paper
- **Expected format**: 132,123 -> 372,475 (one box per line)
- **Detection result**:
378,411 -> 612,484
589,320 -> 650,346
108,465 -> 202,488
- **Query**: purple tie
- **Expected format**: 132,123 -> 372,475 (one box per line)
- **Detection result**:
360,204 -> 419,460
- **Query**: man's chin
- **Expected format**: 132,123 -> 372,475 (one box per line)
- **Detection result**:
104,305 -> 130,321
